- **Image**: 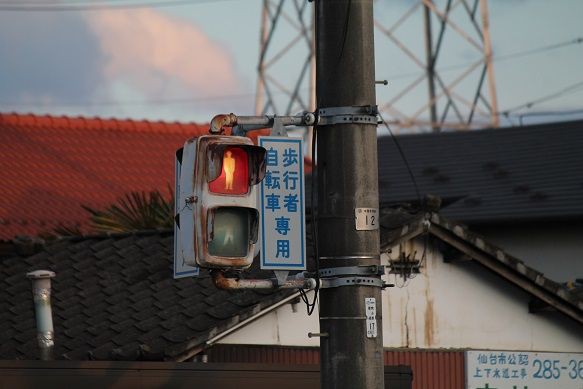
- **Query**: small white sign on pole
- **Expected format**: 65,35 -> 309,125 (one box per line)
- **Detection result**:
355,207 -> 379,231
365,297 -> 377,338
258,136 -> 306,270
466,350 -> 583,389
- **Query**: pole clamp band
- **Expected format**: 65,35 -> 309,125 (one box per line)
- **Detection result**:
317,105 -> 379,126
319,265 -> 384,278
320,276 -> 384,289
319,255 -> 379,260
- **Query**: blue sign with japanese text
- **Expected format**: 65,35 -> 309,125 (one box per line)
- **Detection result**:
258,137 -> 306,270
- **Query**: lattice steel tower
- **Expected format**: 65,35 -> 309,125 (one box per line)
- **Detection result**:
255,0 -> 499,132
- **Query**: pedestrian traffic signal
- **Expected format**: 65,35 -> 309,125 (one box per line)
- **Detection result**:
175,135 -> 266,270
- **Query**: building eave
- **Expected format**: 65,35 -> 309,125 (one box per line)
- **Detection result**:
381,211 -> 583,326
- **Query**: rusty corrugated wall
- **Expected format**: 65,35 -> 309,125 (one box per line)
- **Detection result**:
0,361 -> 413,389
208,345 -> 464,389
384,350 -> 465,389
208,345 -> 321,365
0,361 -> 326,389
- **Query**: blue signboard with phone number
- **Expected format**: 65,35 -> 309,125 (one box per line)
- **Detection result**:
466,351 -> 583,389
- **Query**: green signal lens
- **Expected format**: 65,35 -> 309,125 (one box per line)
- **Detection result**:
208,207 -> 250,257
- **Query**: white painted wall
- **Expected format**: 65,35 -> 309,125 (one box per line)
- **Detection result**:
218,292 -> 320,347
219,239 -> 583,352
380,240 -> 582,351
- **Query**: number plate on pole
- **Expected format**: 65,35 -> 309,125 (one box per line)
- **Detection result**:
355,208 -> 379,231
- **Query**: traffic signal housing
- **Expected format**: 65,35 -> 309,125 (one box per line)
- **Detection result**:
176,135 -> 266,270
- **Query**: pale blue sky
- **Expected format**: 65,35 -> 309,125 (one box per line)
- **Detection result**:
0,0 -> 581,128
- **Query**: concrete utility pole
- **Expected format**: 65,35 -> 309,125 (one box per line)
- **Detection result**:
423,1 -> 439,132
315,1 -> 384,389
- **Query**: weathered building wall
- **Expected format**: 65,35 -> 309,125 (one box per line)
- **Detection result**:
218,240 -> 583,352
381,240 -> 583,351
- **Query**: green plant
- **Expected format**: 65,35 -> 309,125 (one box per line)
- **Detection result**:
84,190 -> 174,233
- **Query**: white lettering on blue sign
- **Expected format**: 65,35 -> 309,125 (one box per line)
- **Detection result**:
259,137 -> 306,270
466,350 -> 583,389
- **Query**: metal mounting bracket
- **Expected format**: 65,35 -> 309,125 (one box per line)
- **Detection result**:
271,117 -> 287,137
225,112 -> 316,136
319,265 -> 384,278
317,105 -> 379,126
320,276 -> 384,289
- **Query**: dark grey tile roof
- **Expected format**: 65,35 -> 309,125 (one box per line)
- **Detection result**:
0,231 -> 294,361
378,120 -> 583,223
2,208 -> 580,362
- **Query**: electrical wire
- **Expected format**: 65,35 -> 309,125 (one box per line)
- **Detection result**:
516,108 -> 583,118
516,109 -> 583,126
498,80 -> 583,115
386,36 -> 583,81
3,36 -> 581,109
495,81 -> 583,124
300,124 -> 319,316
418,231 -> 429,270
495,37 -> 583,62
439,37 -> 583,72
0,0 -> 240,11
378,111 -> 431,284
378,111 -> 421,206
0,0 -> 139,3
0,92 -> 259,108
505,108 -> 583,127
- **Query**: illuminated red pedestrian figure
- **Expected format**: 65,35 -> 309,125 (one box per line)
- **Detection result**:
223,150 -> 236,191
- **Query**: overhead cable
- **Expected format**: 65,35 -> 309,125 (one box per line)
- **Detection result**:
388,36 -> 583,81
0,0 -> 239,11
499,80 -> 583,115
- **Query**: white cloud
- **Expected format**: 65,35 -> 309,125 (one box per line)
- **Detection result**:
0,12 -> 105,105
86,9 -> 241,99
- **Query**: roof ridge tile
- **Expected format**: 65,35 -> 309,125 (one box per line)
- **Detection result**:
0,112 -> 207,135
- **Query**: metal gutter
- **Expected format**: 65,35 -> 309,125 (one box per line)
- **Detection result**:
206,291 -> 303,346
26,270 -> 56,360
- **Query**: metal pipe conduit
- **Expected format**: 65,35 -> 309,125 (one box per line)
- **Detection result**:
26,270 -> 56,361
211,271 -> 317,290
209,113 -> 315,134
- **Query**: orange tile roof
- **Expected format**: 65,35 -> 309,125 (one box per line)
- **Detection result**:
0,112 -> 209,240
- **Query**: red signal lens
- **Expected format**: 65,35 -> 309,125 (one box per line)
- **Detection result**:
209,147 -> 249,195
